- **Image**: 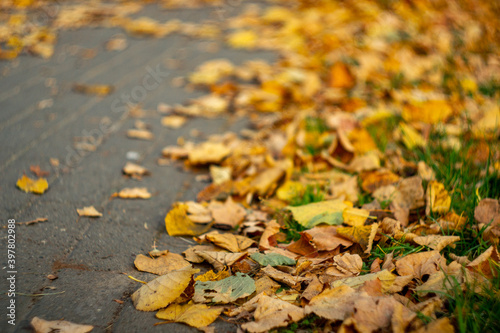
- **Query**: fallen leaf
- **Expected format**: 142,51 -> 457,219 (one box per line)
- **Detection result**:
286,232 -> 317,256
259,220 -> 281,250
241,295 -> 305,332
76,206 -> 102,217
195,251 -> 247,271
250,252 -> 296,267
30,165 -> 50,177
31,317 -> 93,333
165,203 -> 212,236
414,235 -> 460,251
336,223 -> 378,253
205,233 -> 255,252
255,275 -> 281,296
415,317 -> 455,333
261,265 -> 309,288
161,115 -> 187,128
395,251 -> 445,280
329,62 -> 355,89
156,302 -> 223,328
343,207 -> 370,227
195,269 -> 231,282
305,285 -> 357,321
287,200 -> 347,228
304,225 -> 353,251
72,83 -> 114,96
183,244 -> 224,263
227,30 -> 257,49
131,267 -> 199,311
16,175 -> 48,194
188,142 -> 231,165
193,272 -> 256,303
112,187 -> 151,199
467,246 -> 500,279
474,198 -> 499,224
134,253 -> 191,275
209,165 -> 232,185
127,129 -> 154,140
326,253 -> 363,277
361,170 -> 400,193
123,162 -> 149,178
208,197 -> 246,230
426,181 -> 451,215
331,270 -> 396,293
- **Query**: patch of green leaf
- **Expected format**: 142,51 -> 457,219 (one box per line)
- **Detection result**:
305,116 -> 327,133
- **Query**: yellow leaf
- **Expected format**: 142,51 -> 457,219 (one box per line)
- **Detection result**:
399,123 -> 425,149
131,266 -> 199,311
76,206 -> 102,217
287,200 -> 348,228
156,302 -> 223,328
342,207 -> 370,227
72,84 -> 114,96
188,142 -> 231,165
16,175 -> 48,194
134,253 -> 191,275
195,269 -> 231,282
329,62 -> 355,89
426,181 -> 451,215
165,203 -> 212,236
336,223 -> 378,253
402,100 -> 452,124
205,233 -> 255,253
276,181 -> 305,201
228,30 -> 257,49
112,187 -> 151,199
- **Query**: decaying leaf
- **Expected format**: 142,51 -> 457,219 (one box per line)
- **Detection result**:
342,207 -> 370,227
287,200 -> 347,228
241,295 -> 305,332
208,197 -> 246,230
134,253 -> 191,275
156,302 -> 222,328
31,317 -> 93,333
413,235 -> 460,252
305,285 -> 357,321
336,223 -> 378,253
76,206 -> 102,217
304,226 -> 353,251
261,265 -> 309,288
112,187 -> 151,199
193,272 -> 256,303
16,175 -> 49,194
205,232 -> 255,252
395,251 -> 445,280
131,267 -> 199,311
195,251 -> 247,271
250,252 -> 296,267
165,203 -> 212,237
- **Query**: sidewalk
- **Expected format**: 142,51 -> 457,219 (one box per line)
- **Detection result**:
0,3 -> 274,332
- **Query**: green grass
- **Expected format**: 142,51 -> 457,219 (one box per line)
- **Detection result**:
289,184 -> 325,207
274,314 -> 323,333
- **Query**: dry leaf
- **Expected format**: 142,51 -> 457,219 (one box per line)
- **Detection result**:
30,165 -> 50,177
336,223 -> 378,253
209,165 -> 232,185
205,233 -> 255,252
161,115 -> 187,128
287,200 -> 347,228
127,129 -> 154,140
123,162 -> 149,178
413,235 -> 460,252
361,170 -> 400,193
195,269 -> 231,282
72,83 -> 113,96
426,181 -> 451,215
331,270 -> 396,293
76,206 -> 102,217
112,187 -> 151,199
305,285 -> 357,321
255,276 -> 281,296
241,295 -> 305,333
259,220 -> 281,250
395,251 -> 445,280
261,265 -> 309,288
343,207 -> 370,227
183,244 -> 224,263
188,142 -> 231,165
474,198 -> 499,224
16,175 -> 49,194
31,317 -> 93,333
208,197 -> 246,230
134,253 -> 191,275
305,225 -> 353,251
131,267 -> 199,311
195,251 -> 246,271
156,302 -> 223,328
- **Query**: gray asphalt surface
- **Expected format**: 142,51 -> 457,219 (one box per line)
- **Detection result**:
0,3 -> 275,332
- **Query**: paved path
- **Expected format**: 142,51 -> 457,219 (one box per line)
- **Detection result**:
0,3 -> 274,332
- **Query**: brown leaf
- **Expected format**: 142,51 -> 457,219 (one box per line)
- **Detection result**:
467,246 -> 500,279
183,244 -> 223,263
123,162 -> 149,178
305,285 -> 357,321
255,275 -> 281,296
208,197 -> 246,230
413,235 -> 460,251
286,232 -> 317,256
206,232 -> 255,252
241,295 -> 305,333
395,251 -> 445,280
326,253 -> 363,278
262,265 -> 309,289
127,129 -> 154,140
30,165 -> 50,177
360,170 -> 400,193
195,251 -> 247,271
134,253 -> 191,275
72,83 -> 114,96
474,198 -> 499,224
31,317 -> 93,333
305,225 -> 353,251
259,220 -> 281,250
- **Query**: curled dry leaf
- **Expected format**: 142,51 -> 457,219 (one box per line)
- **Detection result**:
261,265 -> 309,289
156,302 -> 223,328
259,220 -> 280,250
131,266 -> 199,311
193,272 -> 256,304
241,295 -> 305,333
76,206 -> 102,217
195,251 -> 247,271
326,253 -> 363,277
112,187 -> 151,199
17,175 -> 49,194
31,317 -> 93,333
183,244 -> 224,263
134,253 -> 191,275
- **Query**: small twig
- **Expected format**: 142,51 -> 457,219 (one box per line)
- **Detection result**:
121,273 -> 146,284
179,237 -> 195,245
2,218 -> 48,228
16,291 -> 65,297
